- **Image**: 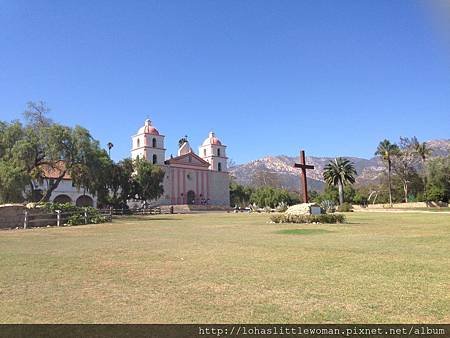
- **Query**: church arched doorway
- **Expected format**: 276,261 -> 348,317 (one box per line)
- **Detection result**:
187,191 -> 195,205
76,195 -> 94,207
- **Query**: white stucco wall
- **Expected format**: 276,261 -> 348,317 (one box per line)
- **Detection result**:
199,144 -> 227,172
34,179 -> 97,207
131,133 -> 166,165
207,171 -> 230,206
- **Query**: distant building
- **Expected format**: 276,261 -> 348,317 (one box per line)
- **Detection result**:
130,119 -> 230,206
33,161 -> 97,207
32,118 -> 230,208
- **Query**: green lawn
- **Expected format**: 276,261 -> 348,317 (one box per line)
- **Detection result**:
0,212 -> 449,323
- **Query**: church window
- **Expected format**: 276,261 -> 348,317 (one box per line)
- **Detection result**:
218,162 -> 222,172
153,154 -> 157,164
137,138 -> 140,148
136,155 -> 140,160
217,148 -> 221,157
203,149 -> 207,156
152,138 -> 157,148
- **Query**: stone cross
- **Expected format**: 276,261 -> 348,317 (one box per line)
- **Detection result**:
293,150 -> 315,203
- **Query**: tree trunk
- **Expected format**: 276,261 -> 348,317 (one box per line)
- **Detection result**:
338,181 -> 344,205
422,158 -> 427,204
403,181 -> 408,203
388,160 -> 393,206
39,171 -> 66,202
28,181 -> 38,202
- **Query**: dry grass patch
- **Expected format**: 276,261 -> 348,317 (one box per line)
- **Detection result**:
0,212 -> 449,323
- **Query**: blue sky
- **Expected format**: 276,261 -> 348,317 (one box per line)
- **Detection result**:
1,0 -> 449,163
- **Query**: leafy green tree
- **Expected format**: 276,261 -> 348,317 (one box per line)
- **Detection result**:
230,181 -> 253,207
72,145 -> 113,207
288,191 -> 301,205
0,102 -> 116,203
106,159 -> 135,208
312,186 -> 339,204
353,191 -> 367,205
133,158 -> 165,202
392,137 -> 419,202
323,157 -> 357,205
250,187 -> 293,208
0,161 -> 29,203
375,139 -> 399,206
32,124 -> 111,202
425,157 -> 450,202
308,190 -> 320,202
0,121 -> 31,202
412,138 -> 432,201
343,185 -> 356,203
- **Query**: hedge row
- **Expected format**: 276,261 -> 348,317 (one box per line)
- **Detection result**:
270,213 -> 346,224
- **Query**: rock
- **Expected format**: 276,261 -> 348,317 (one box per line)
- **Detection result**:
285,203 -> 321,216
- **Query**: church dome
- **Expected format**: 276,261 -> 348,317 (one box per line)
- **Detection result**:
137,119 -> 160,135
202,132 -> 222,146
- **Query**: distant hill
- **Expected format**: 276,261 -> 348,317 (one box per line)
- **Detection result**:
229,139 -> 450,192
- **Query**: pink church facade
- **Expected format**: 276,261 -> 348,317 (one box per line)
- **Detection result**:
131,119 -> 230,206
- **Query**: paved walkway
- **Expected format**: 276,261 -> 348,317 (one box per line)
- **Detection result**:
354,209 -> 450,214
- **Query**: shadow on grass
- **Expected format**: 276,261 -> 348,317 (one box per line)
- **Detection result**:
276,228 -> 333,235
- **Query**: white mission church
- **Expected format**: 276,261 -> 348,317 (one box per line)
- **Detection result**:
42,119 -> 230,207
131,119 -> 230,206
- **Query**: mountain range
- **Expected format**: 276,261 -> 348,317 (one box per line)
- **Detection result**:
229,139 -> 450,192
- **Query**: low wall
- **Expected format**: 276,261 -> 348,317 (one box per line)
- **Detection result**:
353,201 -> 448,210
160,204 -> 232,214
0,204 -> 26,229
0,204 -> 58,229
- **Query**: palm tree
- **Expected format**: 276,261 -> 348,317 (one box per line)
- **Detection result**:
413,139 -> 432,201
107,142 -> 114,157
375,139 -> 399,206
323,157 -> 357,205
178,135 -> 188,148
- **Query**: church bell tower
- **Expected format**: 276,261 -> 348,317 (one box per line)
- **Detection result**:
131,119 -> 166,165
199,132 -> 227,172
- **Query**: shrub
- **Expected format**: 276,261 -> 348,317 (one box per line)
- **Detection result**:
269,213 -> 286,223
337,202 -> 353,212
39,202 -> 80,213
66,210 -> 108,225
353,192 -> 368,205
320,200 -> 336,213
275,201 -> 288,212
35,202 -> 107,226
269,213 -> 345,224
67,213 -> 85,225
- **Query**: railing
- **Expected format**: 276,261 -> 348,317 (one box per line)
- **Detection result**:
22,208 -> 113,229
0,207 -> 163,230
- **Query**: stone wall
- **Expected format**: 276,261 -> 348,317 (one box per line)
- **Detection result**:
0,204 -> 58,229
0,204 -> 26,229
160,204 -> 231,214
